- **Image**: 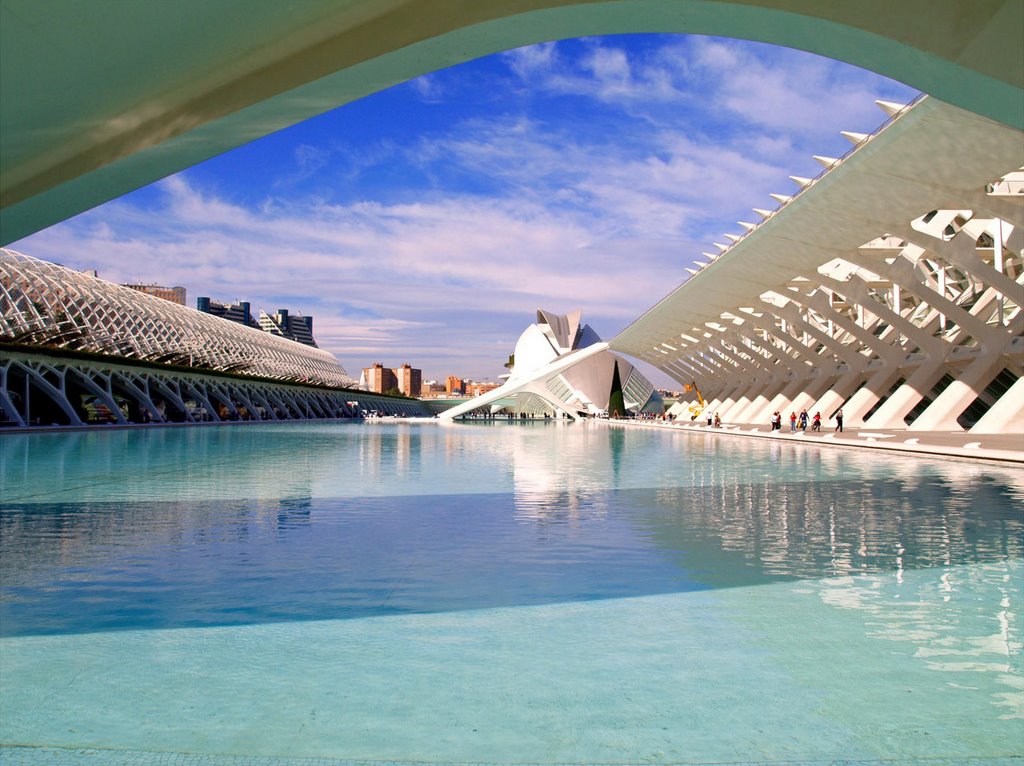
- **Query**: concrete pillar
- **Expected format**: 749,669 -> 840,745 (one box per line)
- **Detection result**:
909,350 -> 1009,431
704,376 -> 749,415
789,375 -> 833,415
841,366 -> 904,424
811,367 -> 870,419
725,378 -> 775,421
861,359 -> 946,429
731,392 -> 773,424
719,389 -> 755,420
762,377 -> 805,419
971,376 -> 1024,434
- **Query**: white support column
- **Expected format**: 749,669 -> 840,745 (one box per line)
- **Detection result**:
993,218 -> 1005,325
861,359 -> 947,429
721,381 -> 765,421
0,360 -> 26,426
788,375 -> 835,415
909,348 -> 1010,431
938,265 -> 947,331
971,375 -> 1024,434
812,366 -> 872,419
840,365 -> 904,424
18,361 -> 83,425
730,392 -> 773,424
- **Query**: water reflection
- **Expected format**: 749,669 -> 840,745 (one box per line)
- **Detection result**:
813,561 -> 1023,720
510,422 -> 610,526
1,423 -> 1021,638
634,475 -> 1022,579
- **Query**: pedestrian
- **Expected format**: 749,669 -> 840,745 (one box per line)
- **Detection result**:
799,410 -> 808,431
835,408 -> 844,432
714,412 -> 721,428
707,412 -> 713,427
789,411 -> 797,432
771,411 -> 781,431
812,411 -> 821,431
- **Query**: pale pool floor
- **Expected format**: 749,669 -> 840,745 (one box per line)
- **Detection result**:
3,569 -> 1021,763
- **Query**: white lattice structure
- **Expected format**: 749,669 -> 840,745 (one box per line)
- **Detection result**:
0,346 -> 431,427
0,249 -> 354,388
612,97 -> 1024,435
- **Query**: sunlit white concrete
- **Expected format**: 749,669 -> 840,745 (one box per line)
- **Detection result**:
441,310 -> 660,420
612,97 -> 1023,435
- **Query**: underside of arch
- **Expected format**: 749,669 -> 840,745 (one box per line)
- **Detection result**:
1,0 -> 1022,245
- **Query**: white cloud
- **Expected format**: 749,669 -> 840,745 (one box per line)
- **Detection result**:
503,42 -> 558,79
506,39 -> 689,107
14,174 -> 682,377
11,35 -> 919,385
687,37 -> 916,136
408,73 -> 446,102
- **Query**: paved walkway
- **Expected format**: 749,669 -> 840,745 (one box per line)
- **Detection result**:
601,417 -> 1024,465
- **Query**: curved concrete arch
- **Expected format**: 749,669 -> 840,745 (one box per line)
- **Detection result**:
1,0 -> 1022,244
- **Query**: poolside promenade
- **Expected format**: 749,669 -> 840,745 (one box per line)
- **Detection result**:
601,416 -> 1024,466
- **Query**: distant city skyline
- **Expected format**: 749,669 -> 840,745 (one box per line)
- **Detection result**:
10,34 -> 918,385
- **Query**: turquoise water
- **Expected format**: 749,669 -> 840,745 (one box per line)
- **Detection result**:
0,421 -> 1021,764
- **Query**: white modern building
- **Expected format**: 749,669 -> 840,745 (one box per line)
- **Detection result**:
0,249 -> 353,387
0,249 -> 440,426
611,97 -> 1023,435
0,3 -> 1020,437
441,309 -> 663,420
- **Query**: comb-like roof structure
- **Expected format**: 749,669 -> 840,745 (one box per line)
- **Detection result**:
611,97 -> 1023,434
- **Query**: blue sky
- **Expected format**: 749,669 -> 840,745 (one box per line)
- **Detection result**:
11,34 -> 918,386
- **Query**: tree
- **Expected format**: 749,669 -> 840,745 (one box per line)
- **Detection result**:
608,360 -> 626,418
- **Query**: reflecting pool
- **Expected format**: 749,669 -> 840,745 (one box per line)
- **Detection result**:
1,421 -> 1021,764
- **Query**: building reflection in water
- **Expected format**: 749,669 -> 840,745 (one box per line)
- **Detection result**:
511,421 -> 614,527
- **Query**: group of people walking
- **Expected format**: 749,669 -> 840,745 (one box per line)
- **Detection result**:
770,408 -> 844,433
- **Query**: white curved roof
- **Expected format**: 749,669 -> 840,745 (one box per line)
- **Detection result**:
609,96 -> 1023,434
0,248 -> 355,388
612,97 -> 1022,365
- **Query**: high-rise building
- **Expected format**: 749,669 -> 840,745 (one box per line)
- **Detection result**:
445,376 -> 464,395
196,297 -> 258,329
122,283 -> 186,305
394,364 -> 422,398
259,309 -> 317,347
361,363 -> 422,396
363,363 -> 398,394
197,298 -> 319,347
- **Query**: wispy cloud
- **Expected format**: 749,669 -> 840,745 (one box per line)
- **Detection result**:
407,73 -> 447,102
12,35 -> 919,384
